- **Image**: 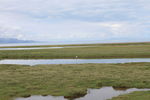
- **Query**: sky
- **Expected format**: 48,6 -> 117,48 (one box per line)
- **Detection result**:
0,0 -> 150,43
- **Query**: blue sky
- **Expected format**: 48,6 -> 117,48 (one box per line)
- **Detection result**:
0,0 -> 150,42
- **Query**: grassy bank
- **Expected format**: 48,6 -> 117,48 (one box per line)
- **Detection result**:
0,44 -> 150,59
0,63 -> 149,100
111,91 -> 150,100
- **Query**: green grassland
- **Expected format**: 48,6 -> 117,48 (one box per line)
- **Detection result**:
0,42 -> 149,100
0,63 -> 149,100
0,43 -> 150,59
111,91 -> 150,100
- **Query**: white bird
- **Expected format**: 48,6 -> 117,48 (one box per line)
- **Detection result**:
75,56 -> 78,64
76,56 -> 78,59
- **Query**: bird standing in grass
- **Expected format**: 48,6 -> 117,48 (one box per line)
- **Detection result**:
76,56 -> 78,59
76,56 -> 78,64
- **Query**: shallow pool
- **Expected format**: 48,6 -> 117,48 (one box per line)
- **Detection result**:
15,87 -> 150,100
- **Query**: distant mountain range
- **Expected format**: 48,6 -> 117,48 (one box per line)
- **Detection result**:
0,38 -> 35,43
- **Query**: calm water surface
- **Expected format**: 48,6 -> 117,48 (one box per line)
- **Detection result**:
15,87 -> 150,100
0,46 -> 93,50
0,58 -> 150,65
0,47 -> 64,50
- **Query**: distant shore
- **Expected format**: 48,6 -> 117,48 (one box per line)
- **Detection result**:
0,41 -> 150,48
0,42 -> 150,59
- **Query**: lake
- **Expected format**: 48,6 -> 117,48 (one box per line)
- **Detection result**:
0,46 -> 93,50
0,58 -> 150,65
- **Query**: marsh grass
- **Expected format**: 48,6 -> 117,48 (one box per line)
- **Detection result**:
0,63 -> 149,100
111,91 -> 150,100
0,44 -> 150,59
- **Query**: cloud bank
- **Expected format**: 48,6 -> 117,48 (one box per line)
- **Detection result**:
0,0 -> 149,42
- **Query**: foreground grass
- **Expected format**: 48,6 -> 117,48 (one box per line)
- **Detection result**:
0,44 -> 150,59
0,63 -> 149,100
111,91 -> 150,100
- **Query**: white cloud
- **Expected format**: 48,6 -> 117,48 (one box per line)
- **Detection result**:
0,0 -> 149,42
0,24 -> 24,39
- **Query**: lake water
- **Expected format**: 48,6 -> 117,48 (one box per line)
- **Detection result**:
0,47 -> 64,50
0,58 -> 150,65
15,87 -> 150,100
0,46 -> 93,50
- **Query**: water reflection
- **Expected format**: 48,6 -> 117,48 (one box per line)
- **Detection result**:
15,87 -> 150,100
0,58 -> 150,65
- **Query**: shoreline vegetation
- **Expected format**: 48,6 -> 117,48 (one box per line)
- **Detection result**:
0,63 -> 149,100
0,42 -> 150,59
111,91 -> 150,100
